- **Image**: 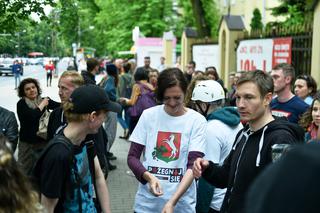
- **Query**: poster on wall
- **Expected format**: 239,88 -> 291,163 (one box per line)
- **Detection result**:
272,37 -> 292,67
237,39 -> 273,72
236,37 -> 292,72
192,44 -> 219,74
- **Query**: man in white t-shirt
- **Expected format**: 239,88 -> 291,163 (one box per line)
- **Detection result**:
191,80 -> 243,212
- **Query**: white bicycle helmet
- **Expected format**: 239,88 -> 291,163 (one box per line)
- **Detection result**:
191,80 -> 225,103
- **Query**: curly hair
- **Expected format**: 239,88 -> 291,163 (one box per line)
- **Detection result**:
0,135 -> 42,213
299,94 -> 320,131
17,78 -> 42,98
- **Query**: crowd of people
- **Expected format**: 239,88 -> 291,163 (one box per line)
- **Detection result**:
0,56 -> 320,212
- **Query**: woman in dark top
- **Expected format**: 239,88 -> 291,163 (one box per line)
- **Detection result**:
17,78 -> 60,175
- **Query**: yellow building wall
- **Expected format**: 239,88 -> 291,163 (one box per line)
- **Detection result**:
219,19 -> 244,87
311,2 -> 320,85
217,0 -> 285,30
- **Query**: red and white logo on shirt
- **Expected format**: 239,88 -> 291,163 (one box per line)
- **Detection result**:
152,131 -> 181,163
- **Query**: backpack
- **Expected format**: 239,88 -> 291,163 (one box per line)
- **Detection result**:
127,83 -> 156,118
32,134 -> 97,213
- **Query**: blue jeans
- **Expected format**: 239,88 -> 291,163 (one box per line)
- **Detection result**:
117,107 -> 129,130
14,73 -> 21,88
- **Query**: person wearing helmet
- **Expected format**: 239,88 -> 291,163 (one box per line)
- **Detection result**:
193,71 -> 304,213
191,80 -> 243,213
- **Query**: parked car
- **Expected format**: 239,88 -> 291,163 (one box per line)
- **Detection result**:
0,58 -> 14,76
27,58 -> 44,66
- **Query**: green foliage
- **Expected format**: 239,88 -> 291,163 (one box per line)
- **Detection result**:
200,0 -> 220,38
176,0 -> 196,32
250,8 -> 263,30
95,0 -> 175,56
0,0 -> 56,33
270,0 -> 313,26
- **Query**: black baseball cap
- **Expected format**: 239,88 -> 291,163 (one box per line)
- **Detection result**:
69,84 -> 121,114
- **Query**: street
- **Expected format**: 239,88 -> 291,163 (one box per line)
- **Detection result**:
0,62 -> 137,212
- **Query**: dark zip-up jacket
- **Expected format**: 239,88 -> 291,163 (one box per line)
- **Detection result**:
0,106 -> 18,151
202,118 -> 304,213
81,70 -> 96,85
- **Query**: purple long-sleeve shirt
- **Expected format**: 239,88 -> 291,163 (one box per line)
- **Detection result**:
127,142 -> 204,184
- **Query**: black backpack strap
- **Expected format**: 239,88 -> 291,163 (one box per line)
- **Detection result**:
85,140 -> 99,204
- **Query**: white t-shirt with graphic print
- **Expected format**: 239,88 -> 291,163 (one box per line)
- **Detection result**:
129,105 -> 207,213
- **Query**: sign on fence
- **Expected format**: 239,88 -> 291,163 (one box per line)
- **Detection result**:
272,37 -> 292,67
237,37 -> 292,72
192,44 -> 219,74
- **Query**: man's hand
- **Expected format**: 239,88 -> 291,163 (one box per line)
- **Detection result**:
192,158 -> 209,178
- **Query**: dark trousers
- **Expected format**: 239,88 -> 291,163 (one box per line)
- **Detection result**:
47,72 -> 52,86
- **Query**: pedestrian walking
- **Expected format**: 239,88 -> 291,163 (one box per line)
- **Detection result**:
119,67 -> 156,135
127,68 -> 207,212
193,70 -> 304,213
12,60 -> 22,89
44,60 -> 55,87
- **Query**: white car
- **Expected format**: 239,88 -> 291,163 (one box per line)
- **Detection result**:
0,58 -> 14,76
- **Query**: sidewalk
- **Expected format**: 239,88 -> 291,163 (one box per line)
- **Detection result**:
107,128 -> 138,213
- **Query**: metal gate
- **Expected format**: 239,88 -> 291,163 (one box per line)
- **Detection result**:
240,22 -> 313,76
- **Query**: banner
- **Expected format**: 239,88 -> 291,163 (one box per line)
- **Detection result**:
237,37 -> 292,72
237,39 -> 273,72
272,37 -> 292,67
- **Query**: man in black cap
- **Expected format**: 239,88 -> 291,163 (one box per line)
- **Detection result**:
39,85 -> 120,213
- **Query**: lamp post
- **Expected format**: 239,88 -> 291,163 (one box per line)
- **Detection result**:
77,25 -> 94,48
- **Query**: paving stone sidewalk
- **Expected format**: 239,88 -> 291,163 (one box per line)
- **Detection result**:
107,128 -> 138,213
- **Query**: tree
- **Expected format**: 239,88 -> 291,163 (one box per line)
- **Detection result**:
0,0 -> 56,33
94,0 -> 176,56
250,8 -> 263,31
270,0 -> 313,27
179,0 -> 220,39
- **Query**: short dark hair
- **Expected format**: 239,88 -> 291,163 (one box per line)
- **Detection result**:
86,58 -> 100,72
273,63 -> 295,83
17,78 -> 42,98
237,70 -> 274,98
157,68 -> 188,102
189,61 -> 196,67
144,56 -> 150,60
205,66 -> 219,80
123,62 -> 131,73
296,74 -> 318,97
134,67 -> 149,81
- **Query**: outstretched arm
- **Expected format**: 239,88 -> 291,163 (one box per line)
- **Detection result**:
162,169 -> 194,213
